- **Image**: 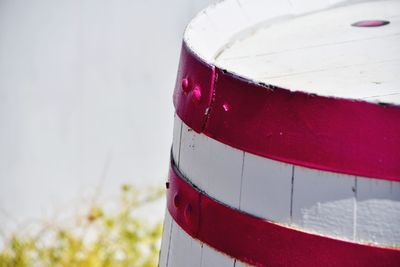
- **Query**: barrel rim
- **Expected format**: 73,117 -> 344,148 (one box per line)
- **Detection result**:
183,0 -> 400,106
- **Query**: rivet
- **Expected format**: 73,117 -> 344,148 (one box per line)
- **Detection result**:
192,86 -> 202,104
173,193 -> 181,208
184,203 -> 193,223
181,78 -> 190,93
351,20 -> 390,27
222,103 -> 229,112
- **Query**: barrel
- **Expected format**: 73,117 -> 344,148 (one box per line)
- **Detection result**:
159,0 -> 400,266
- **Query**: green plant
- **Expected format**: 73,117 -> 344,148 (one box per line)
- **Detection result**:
0,185 -> 164,267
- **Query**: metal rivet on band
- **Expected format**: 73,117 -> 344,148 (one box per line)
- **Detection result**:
222,103 -> 230,112
192,86 -> 202,104
173,193 -> 181,208
181,78 -> 190,93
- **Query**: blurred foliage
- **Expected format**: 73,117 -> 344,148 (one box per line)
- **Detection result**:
0,185 -> 164,267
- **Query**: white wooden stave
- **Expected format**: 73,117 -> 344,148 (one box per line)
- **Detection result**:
159,210 -> 173,267
160,211 -> 239,267
356,178 -> 400,245
160,116 -> 400,266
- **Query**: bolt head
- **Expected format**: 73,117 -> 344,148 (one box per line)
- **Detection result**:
173,193 -> 181,208
181,78 -> 190,92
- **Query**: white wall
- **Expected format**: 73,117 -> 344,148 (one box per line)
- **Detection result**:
0,0 -> 214,233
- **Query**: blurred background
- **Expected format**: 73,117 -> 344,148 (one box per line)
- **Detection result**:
0,0 -> 214,245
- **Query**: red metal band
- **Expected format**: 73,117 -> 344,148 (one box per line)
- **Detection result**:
173,42 -> 400,181
173,43 -> 215,133
167,161 -> 400,267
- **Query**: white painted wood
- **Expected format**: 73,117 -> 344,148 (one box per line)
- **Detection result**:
186,7 -> 225,63
292,166 -> 356,240
178,119 -> 244,209
217,35 -> 400,102
356,177 -> 400,246
159,211 -> 173,267
240,152 -> 292,223
159,214 -> 237,267
265,59 -> 400,104
172,114 -> 182,166
203,0 -> 248,57
234,0 -> 291,30
186,0 -> 339,61
234,261 -> 251,267
216,0 -> 400,104
167,222 -> 203,267
201,245 -> 235,267
217,2 -> 399,60
289,0 -> 344,14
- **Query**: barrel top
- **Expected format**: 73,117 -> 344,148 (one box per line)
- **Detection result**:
185,0 -> 400,105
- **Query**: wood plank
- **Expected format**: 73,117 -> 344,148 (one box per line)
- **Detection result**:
167,222 -> 202,267
240,153 -> 292,223
234,260 -> 251,267
159,211 -> 173,267
172,114 -> 182,167
235,0 -> 291,26
292,166 -> 356,240
178,120 -> 244,209
205,0 -> 248,48
219,1 -> 399,59
356,177 -> 400,246
200,245 -> 235,267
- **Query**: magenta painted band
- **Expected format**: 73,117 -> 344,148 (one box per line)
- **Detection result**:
173,42 -> 400,181
168,160 -> 400,267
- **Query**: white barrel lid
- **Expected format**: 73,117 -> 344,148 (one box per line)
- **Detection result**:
184,0 -> 400,105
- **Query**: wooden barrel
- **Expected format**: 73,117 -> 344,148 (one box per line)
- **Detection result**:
159,0 -> 400,266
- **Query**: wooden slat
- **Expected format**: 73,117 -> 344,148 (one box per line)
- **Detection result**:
234,261 -> 251,267
240,152 -> 292,223
167,222 -> 203,267
172,113 -> 182,167
235,0 -> 291,27
356,177 -> 400,246
159,211 -> 173,267
200,245 -> 235,267
291,167 -> 356,240
179,118 -> 244,209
